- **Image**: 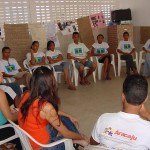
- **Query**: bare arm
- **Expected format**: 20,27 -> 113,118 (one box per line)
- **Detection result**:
0,90 -> 18,121
143,47 -> 149,53
140,104 -> 150,121
90,136 -> 99,145
40,103 -> 84,140
47,54 -> 63,64
67,53 -> 82,61
129,48 -> 136,55
2,72 -> 14,78
117,49 -> 127,55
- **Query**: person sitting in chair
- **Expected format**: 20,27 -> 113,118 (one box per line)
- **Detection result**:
90,75 -> 150,149
117,32 -> 138,76
92,34 -> 111,80
67,32 -> 96,85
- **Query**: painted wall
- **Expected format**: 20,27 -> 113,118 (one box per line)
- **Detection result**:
117,0 -> 150,26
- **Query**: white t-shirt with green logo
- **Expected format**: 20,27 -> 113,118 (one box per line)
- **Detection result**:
46,50 -> 62,67
143,39 -> 150,51
68,42 -> 89,59
26,51 -> 45,65
92,42 -> 109,58
92,112 -> 150,150
117,40 -> 135,53
0,58 -> 21,75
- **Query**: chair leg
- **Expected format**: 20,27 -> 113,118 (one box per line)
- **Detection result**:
138,62 -> 142,73
74,70 -> 78,86
93,71 -> 96,83
112,62 -> 116,77
118,62 -> 121,77
58,74 -> 61,83
98,65 -> 103,80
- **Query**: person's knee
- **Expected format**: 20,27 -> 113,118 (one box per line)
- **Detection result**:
79,65 -> 84,71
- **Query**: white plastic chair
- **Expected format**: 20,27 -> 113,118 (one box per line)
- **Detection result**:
138,51 -> 146,73
95,54 -> 116,80
71,58 -> 96,86
117,52 -> 138,76
8,119 -> 75,150
51,66 -> 64,83
23,59 -> 32,74
0,124 -> 19,145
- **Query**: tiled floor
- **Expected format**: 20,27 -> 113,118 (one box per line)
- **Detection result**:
58,69 -> 150,138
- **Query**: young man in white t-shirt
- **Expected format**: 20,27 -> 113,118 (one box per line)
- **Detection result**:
92,34 -> 111,80
90,75 -> 150,150
26,41 -> 45,70
46,40 -> 76,90
67,32 -> 97,85
142,39 -> 150,77
117,32 -> 138,76
0,47 -> 31,88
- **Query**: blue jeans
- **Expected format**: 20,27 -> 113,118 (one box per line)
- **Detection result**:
43,116 -> 79,150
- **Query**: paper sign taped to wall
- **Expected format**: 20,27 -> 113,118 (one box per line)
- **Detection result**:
89,12 -> 106,29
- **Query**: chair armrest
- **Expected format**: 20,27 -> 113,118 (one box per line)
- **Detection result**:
71,59 -> 76,68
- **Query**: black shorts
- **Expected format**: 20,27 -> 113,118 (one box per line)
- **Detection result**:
99,55 -> 111,63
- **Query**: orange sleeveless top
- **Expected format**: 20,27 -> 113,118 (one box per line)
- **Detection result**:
18,91 -> 49,149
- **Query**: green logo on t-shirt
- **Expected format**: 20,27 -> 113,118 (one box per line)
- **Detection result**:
124,44 -> 131,49
74,48 -> 83,54
34,57 -> 42,64
96,48 -> 105,54
5,64 -> 16,73
52,55 -> 59,59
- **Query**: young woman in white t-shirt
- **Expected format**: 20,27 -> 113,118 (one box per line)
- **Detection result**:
92,34 -> 111,80
26,41 -> 46,68
46,41 -> 76,90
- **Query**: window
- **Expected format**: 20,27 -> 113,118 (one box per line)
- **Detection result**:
0,0 -> 117,24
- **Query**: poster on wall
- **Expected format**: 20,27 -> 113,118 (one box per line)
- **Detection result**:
57,21 -> 78,35
0,25 -> 5,41
89,12 -> 106,29
44,22 -> 60,47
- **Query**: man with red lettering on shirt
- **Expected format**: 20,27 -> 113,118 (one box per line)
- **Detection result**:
90,75 -> 150,150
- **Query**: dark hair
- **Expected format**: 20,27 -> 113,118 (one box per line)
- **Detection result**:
47,40 -> 55,50
2,47 -> 10,53
123,31 -> 129,36
31,41 -> 39,48
97,34 -> 104,39
72,32 -> 79,36
21,66 -> 60,121
123,75 -> 148,105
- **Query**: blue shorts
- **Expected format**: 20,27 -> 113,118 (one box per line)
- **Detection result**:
53,61 -> 70,72
75,60 -> 94,70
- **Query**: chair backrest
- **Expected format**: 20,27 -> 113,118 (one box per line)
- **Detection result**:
23,59 -> 33,74
0,124 -> 19,145
8,120 -> 75,150
8,120 -> 33,150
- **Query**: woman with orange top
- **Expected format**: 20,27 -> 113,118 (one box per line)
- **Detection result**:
18,66 -> 88,150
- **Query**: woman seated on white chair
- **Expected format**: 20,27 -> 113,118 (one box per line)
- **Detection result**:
142,39 -> 150,78
0,72 -> 22,149
18,67 -> 88,150
117,32 -> 138,76
91,34 -> 111,80
26,41 -> 46,70
46,40 -> 76,90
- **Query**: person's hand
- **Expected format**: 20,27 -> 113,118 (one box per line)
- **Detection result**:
30,48 -> 34,54
69,116 -> 79,128
80,59 -> 86,65
14,76 -> 22,80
